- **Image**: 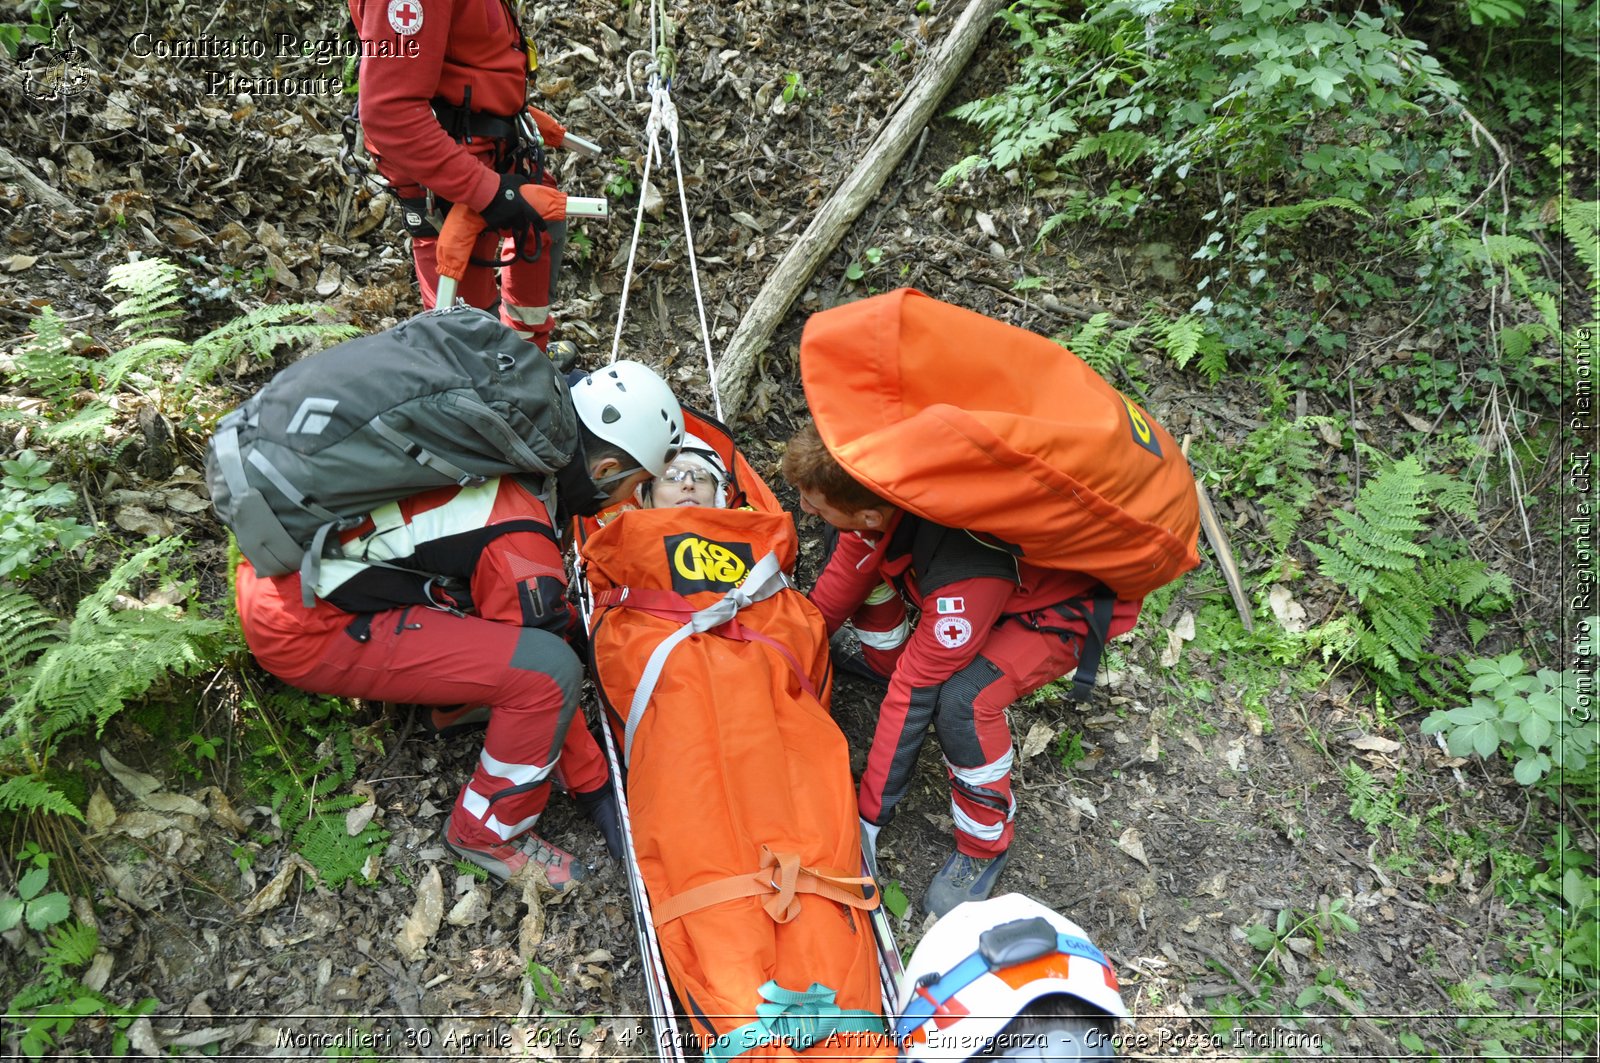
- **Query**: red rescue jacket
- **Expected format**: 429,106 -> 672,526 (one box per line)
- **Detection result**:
810,510 -> 1142,824
349,0 -> 530,208
236,478 -> 569,683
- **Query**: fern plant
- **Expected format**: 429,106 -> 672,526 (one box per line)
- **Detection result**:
240,688 -> 389,887
101,257 -> 359,399
0,539 -> 236,819
1236,416 -> 1332,558
9,306 -> 94,407
1060,313 -> 1144,386
1309,455 -> 1509,682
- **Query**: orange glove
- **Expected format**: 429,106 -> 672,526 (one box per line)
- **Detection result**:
520,184 -> 567,224
526,106 -> 567,149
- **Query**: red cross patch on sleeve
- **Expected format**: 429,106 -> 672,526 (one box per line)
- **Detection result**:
387,0 -> 424,35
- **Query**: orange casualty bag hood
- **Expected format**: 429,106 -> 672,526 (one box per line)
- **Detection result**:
801,288 -> 1201,600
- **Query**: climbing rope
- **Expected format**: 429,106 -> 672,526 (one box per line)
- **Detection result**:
608,1 -> 724,424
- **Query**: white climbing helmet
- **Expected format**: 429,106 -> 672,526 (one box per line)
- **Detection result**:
569,360 -> 685,476
895,894 -> 1129,1061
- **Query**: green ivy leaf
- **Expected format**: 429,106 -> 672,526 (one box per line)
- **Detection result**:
17,866 -> 47,901
25,891 -> 70,930
883,880 -> 909,919
1512,753 -> 1548,786
1519,713 -> 1552,750
1245,923 -> 1279,951
1561,869 -> 1593,910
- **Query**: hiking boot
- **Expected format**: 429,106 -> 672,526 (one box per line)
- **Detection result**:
418,704 -> 491,741
573,782 -> 625,861
442,823 -> 589,888
923,847 -> 1012,918
546,339 -> 580,373
832,646 -> 890,688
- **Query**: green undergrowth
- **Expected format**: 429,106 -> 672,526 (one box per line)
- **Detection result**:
1,258 -> 368,1055
957,7 -> 1597,1053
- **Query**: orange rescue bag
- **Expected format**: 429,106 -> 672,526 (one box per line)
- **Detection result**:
580,414 -> 894,1063
801,288 -> 1201,600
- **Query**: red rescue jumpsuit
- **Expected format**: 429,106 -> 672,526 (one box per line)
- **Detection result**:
235,478 -> 606,849
350,0 -> 561,347
809,512 -> 1142,857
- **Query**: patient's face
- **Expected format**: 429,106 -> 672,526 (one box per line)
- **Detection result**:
649,461 -> 719,508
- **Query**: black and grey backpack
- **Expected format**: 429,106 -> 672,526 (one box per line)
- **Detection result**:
206,307 -> 589,598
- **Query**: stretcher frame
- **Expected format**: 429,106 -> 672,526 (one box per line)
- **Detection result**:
572,443 -> 904,1062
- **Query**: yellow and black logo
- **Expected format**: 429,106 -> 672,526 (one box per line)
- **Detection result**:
1119,394 -> 1163,458
666,533 -> 755,595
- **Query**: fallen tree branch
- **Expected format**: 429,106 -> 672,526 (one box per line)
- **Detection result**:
716,0 -> 1007,417
0,146 -> 80,214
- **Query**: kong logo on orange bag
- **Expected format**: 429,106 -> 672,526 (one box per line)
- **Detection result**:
667,533 -> 755,594
800,289 -> 1201,600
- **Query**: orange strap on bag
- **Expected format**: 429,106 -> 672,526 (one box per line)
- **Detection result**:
800,288 -> 1201,600
651,845 -> 881,928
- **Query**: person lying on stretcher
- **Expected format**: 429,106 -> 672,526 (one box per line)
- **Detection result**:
635,433 -> 730,510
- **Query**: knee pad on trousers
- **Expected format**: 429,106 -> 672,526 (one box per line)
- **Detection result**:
510,627 -> 584,706
933,654 -> 1006,767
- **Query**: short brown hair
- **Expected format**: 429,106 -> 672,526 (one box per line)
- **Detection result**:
781,421 -> 887,511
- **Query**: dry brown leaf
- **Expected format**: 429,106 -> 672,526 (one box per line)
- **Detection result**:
1350,734 -> 1402,754
161,489 -> 212,514
446,884 -> 492,927
517,864 -> 554,959
81,950 -> 114,992
114,505 -> 175,537
86,786 -> 117,831
394,865 -> 445,962
315,266 -> 343,297
127,1015 -> 161,1057
345,801 -> 378,836
1268,585 -> 1309,633
108,810 -> 184,839
1116,827 -> 1150,868
1173,610 -> 1196,641
1400,410 -> 1434,434
239,854 -> 314,918
1159,628 -> 1184,668
1020,721 -> 1055,760
7,254 -> 38,272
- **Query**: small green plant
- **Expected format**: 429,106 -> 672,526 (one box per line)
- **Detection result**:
1310,455 -> 1509,684
882,879 -> 909,919
1421,654 -> 1592,788
0,451 -> 94,581
0,539 -> 235,820
0,0 -> 64,57
0,857 -> 70,933
2,852 -> 159,1058
1342,763 -> 1421,859
526,960 -> 563,1005
844,246 -> 884,283
603,157 -> 637,200
781,71 -> 807,104
1053,731 -> 1086,771
101,258 -> 358,404
239,688 -> 388,888
1245,897 -> 1359,979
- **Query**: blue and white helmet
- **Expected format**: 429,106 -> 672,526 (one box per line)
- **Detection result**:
896,894 -> 1129,1061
